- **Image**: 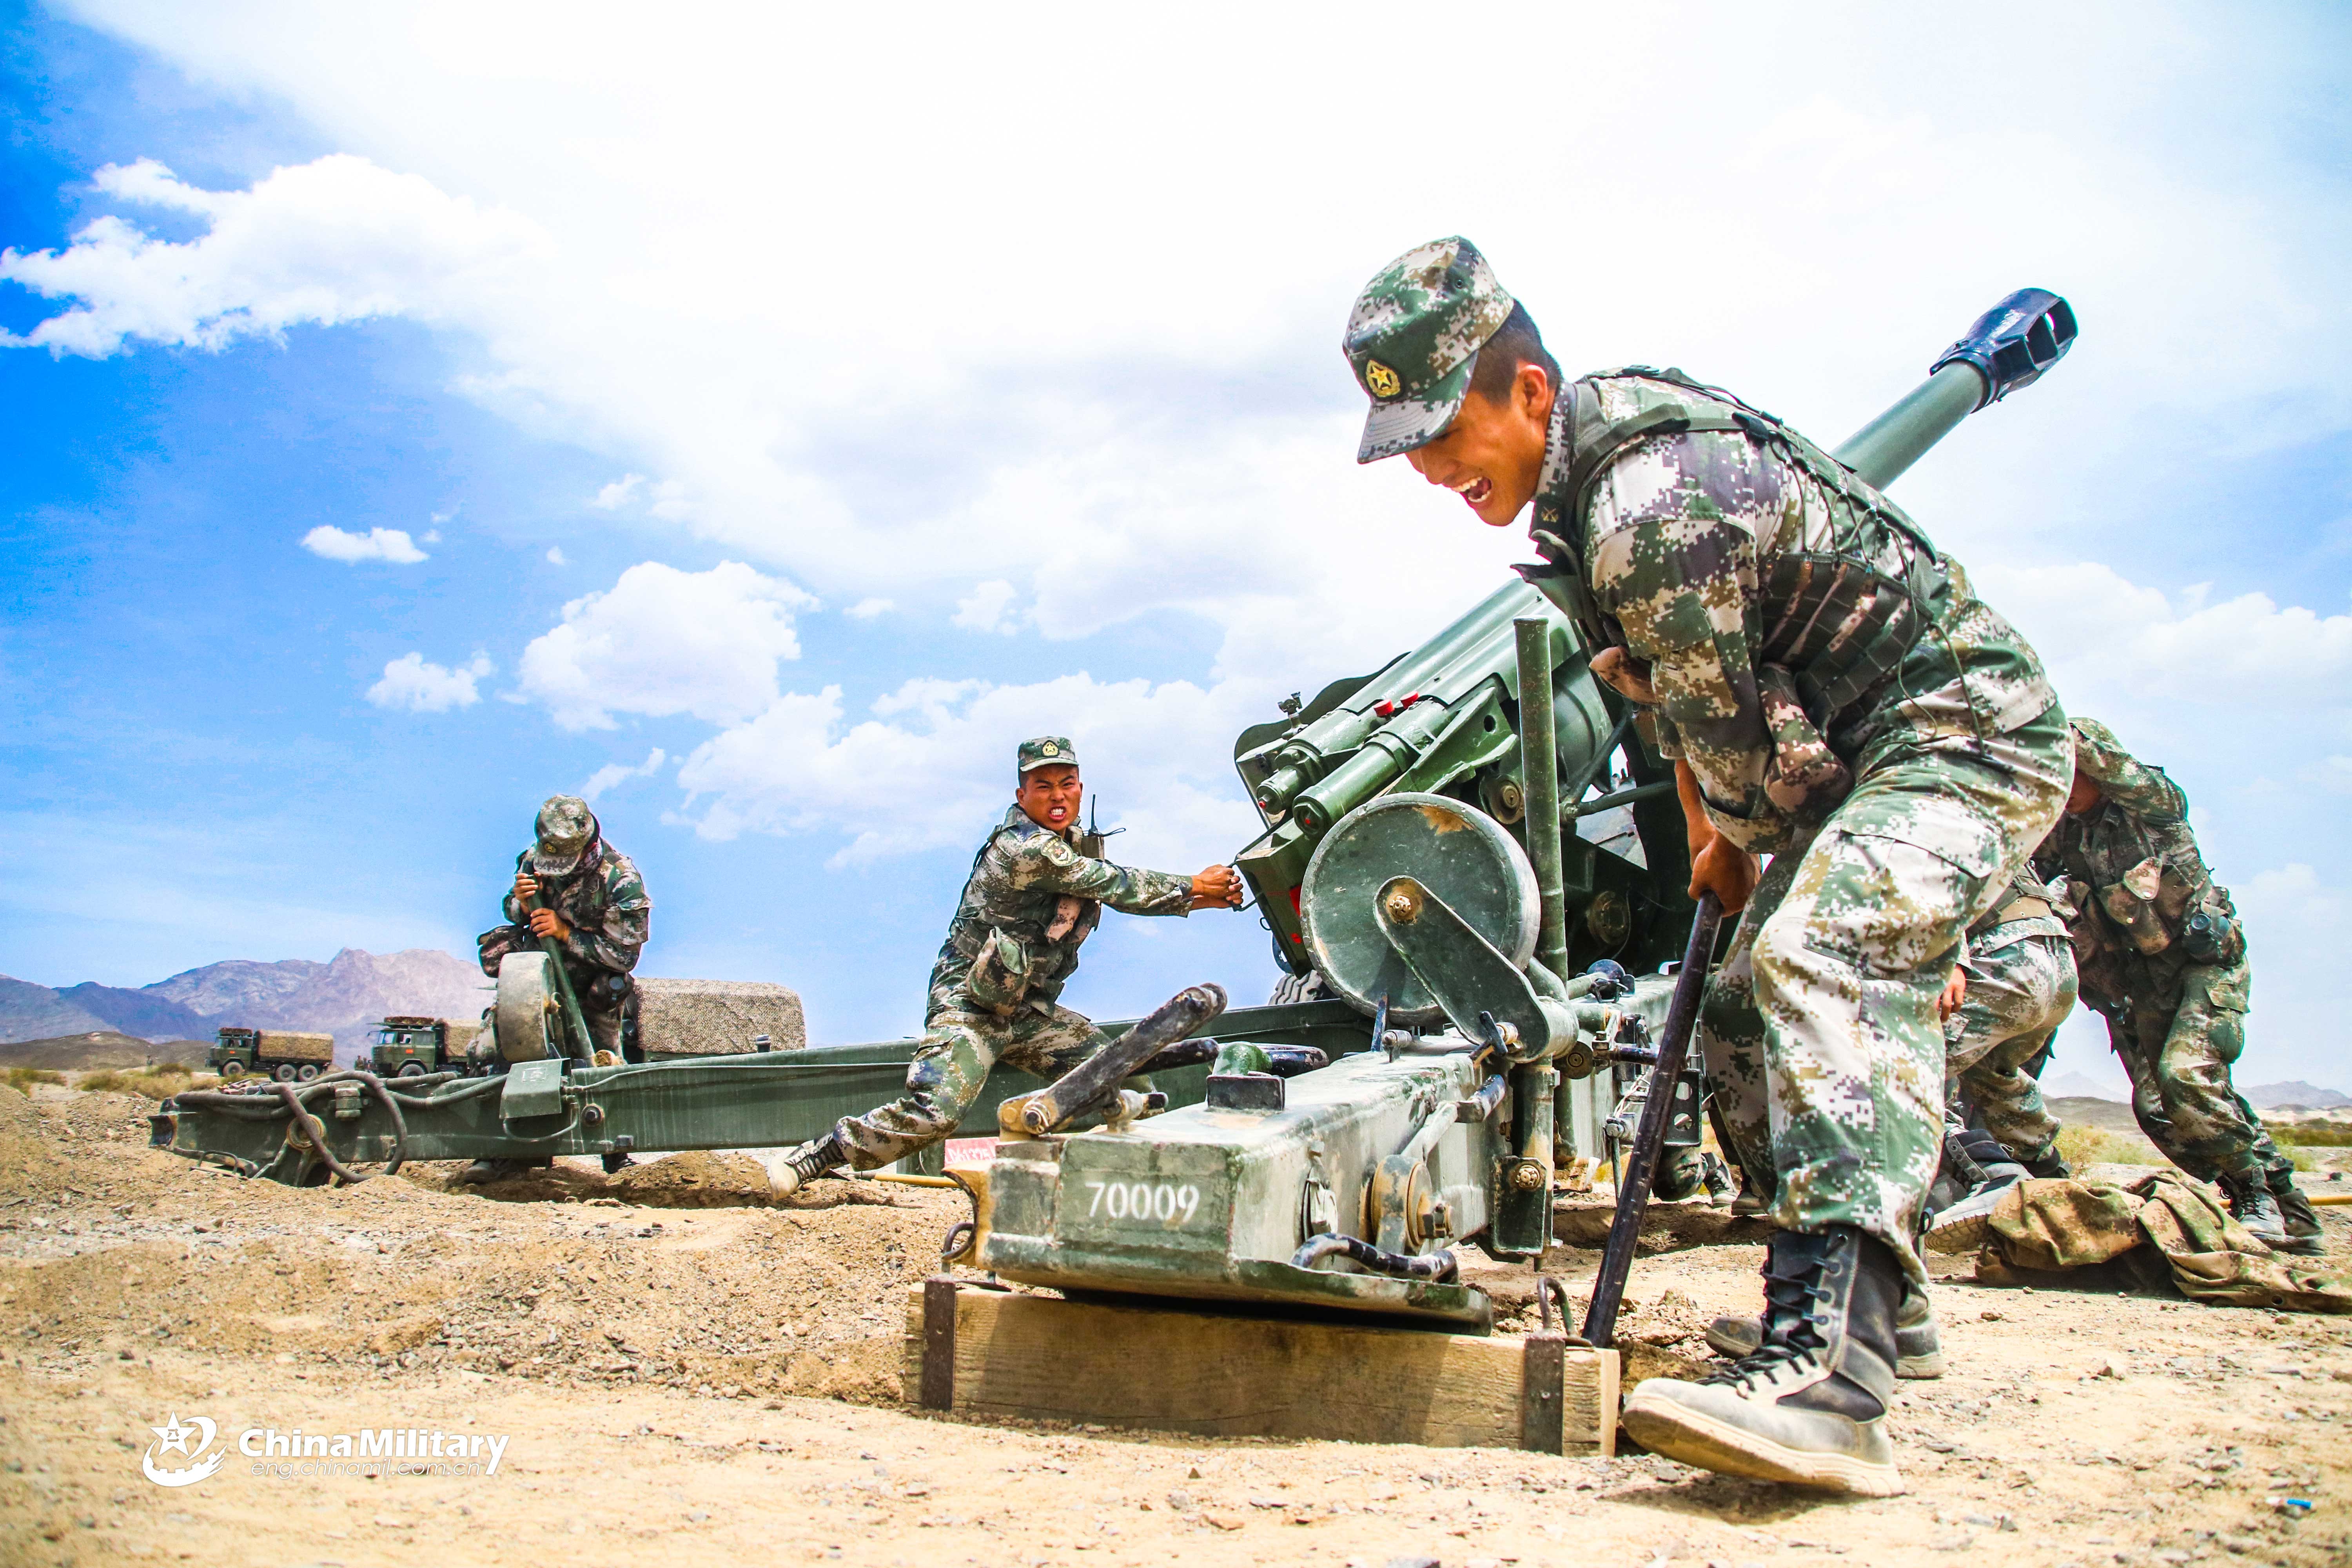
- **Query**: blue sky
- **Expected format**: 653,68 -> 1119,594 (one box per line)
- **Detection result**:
2,2 -> 2348,1092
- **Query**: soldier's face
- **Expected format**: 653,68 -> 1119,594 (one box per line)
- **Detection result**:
1017,766 -> 1084,833
2066,768 -> 2104,816
1404,364 -> 1554,527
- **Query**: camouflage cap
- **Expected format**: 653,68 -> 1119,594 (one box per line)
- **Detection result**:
531,795 -> 596,875
1343,236 -> 1516,464
2067,717 -> 2132,786
1017,736 -> 1078,774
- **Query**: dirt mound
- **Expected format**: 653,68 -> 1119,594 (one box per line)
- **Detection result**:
0,1031 -> 208,1070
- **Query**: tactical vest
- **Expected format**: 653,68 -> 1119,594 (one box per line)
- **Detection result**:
1528,367 -> 1958,734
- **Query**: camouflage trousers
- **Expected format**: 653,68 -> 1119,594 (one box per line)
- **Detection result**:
1944,930 -> 2076,1161
834,1002 -> 1111,1169
2097,949 -> 2289,1183
1700,706 -> 2072,1280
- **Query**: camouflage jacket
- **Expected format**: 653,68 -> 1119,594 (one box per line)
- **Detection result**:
928,807 -> 1194,1021
1530,370 -> 2057,855
2032,739 -> 2227,964
501,838 -> 652,975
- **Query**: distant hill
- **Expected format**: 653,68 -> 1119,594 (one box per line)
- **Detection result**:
2243,1081 -> 2352,1111
2049,1095 -> 2143,1134
0,1031 -> 209,1071
2,949 -> 492,1061
53,982 -> 215,1040
2043,1071 -> 2127,1102
0,976 -> 111,1042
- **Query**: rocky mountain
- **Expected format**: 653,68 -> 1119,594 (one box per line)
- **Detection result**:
0,976 -> 112,1042
1,949 -> 492,1060
2243,1081 -> 2352,1111
2042,1070 -> 2128,1102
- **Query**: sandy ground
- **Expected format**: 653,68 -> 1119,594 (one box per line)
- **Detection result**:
4,1081 -> 2350,1568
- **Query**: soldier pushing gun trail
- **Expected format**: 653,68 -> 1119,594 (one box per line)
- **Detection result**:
770,737 -> 1244,1194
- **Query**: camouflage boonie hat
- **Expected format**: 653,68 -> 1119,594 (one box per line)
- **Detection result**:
1343,236 -> 1516,464
1017,736 -> 1078,774
531,795 -> 596,874
2067,718 -> 2130,786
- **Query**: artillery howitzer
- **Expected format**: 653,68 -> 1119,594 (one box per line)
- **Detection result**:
953,289 -> 2078,1334
152,290 -> 2076,1346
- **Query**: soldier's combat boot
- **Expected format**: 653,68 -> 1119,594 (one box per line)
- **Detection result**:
1624,1227 -> 1905,1496
2269,1169 -> 2326,1256
1700,1151 -> 1737,1209
1923,1129 -> 2031,1255
770,1133 -> 849,1199
2021,1147 -> 2071,1180
2218,1169 -> 2291,1247
1706,1277 -> 1944,1379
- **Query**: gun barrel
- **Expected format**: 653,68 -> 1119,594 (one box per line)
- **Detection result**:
1832,288 -> 2076,490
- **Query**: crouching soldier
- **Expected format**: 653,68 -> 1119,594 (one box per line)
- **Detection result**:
771,737 -> 1243,1194
465,795 -> 652,1183
1919,866 -> 2080,1250
2036,719 -> 2319,1254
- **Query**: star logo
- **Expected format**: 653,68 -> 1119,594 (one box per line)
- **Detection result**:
1364,359 -> 1402,399
141,1413 -> 226,1488
1041,742 -> 1058,757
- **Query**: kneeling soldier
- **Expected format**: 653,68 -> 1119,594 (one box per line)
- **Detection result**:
771,737 -> 1242,1194
2036,718 -> 2318,1254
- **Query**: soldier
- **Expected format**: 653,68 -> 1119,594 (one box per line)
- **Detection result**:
464,795 -> 652,1183
1916,866 -> 2080,1247
2035,717 -> 2319,1254
769,737 -> 1243,1194
1344,237 -> 2070,1494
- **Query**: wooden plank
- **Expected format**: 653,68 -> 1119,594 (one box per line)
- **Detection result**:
901,1283 -> 1615,1455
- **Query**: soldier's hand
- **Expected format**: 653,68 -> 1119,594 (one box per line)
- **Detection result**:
1190,865 -> 1244,910
514,872 -> 538,900
1936,965 -> 1967,1020
1687,836 -> 1758,915
528,908 -> 572,941
1676,759 -> 1757,914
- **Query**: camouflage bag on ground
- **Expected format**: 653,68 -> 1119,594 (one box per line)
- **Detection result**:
1972,1169 -> 2352,1313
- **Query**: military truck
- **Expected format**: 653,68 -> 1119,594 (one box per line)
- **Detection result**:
208,1027 -> 335,1083
367,1015 -> 485,1077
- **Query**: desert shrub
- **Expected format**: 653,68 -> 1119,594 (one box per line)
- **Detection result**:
77,1063 -> 212,1101
4,1067 -> 66,1095
2271,1122 -> 2352,1148
2056,1122 -> 2166,1169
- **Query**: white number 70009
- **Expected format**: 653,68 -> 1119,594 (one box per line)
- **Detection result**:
1084,1180 -> 1201,1225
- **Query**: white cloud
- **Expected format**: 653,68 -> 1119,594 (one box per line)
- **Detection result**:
951,580 -> 1019,635
545,546 -> 565,565
301,524 -> 427,563
0,154 -> 544,358
845,596 -> 893,620
1978,561 -> 2352,710
367,652 -> 490,713
580,747 -> 666,803
589,474 -> 642,510
677,673 -> 1261,870
515,559 -> 817,731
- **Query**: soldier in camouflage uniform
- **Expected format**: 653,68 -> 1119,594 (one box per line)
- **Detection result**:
1943,867 -> 2077,1168
1344,237 -> 2069,1494
771,737 -> 1243,1194
1915,867 -> 2078,1249
465,795 -> 652,1181
2034,717 -> 2318,1254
